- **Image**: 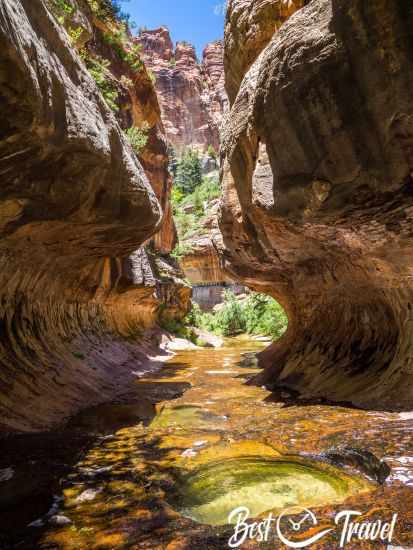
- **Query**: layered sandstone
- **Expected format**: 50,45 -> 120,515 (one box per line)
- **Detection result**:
219,0 -> 413,408
136,28 -> 227,155
179,198 -> 229,284
0,0 -> 189,433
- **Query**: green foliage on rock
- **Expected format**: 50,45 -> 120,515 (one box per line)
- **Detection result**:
85,55 -> 119,112
125,123 -> 150,156
159,318 -> 198,344
148,70 -> 157,85
46,0 -> 84,43
171,175 -> 221,241
171,242 -> 194,261
87,0 -> 132,25
47,0 -> 74,20
187,291 -> 288,339
68,26 -> 83,45
102,30 -> 143,72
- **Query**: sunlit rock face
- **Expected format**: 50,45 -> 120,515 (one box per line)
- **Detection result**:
219,0 -> 413,408
179,199 -> 230,284
136,28 -> 227,155
224,0 -> 306,104
0,0 -> 190,433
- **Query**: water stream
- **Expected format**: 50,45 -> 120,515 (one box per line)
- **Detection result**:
2,337 -> 413,548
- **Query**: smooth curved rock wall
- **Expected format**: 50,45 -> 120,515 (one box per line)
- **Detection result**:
219,0 -> 413,409
0,0 -> 189,433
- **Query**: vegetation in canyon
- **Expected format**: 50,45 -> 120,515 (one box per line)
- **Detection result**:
125,123 -> 150,155
170,148 -> 221,259
3,0 -> 413,547
186,290 -> 288,338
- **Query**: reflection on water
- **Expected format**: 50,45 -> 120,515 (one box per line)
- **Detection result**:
1,336 -> 413,548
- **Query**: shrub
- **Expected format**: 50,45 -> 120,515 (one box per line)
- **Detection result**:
102,29 -> 143,72
243,292 -> 288,339
171,175 -> 220,212
186,290 -> 288,339
148,70 -> 157,85
214,290 -> 246,336
171,242 -> 194,261
87,0 -> 132,25
68,26 -> 83,45
171,186 -> 184,206
196,175 -> 221,202
86,55 -> 119,112
159,317 -> 197,344
172,210 -> 201,240
171,174 -> 221,249
47,0 -> 74,20
125,123 -> 150,156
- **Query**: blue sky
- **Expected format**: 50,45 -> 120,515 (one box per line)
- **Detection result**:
120,0 -> 226,57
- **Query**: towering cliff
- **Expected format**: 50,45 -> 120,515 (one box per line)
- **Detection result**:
74,3 -> 177,254
0,0 -> 190,433
219,0 -> 413,409
135,27 -> 228,288
136,27 -> 227,156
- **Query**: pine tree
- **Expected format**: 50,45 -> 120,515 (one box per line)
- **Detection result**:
175,148 -> 202,194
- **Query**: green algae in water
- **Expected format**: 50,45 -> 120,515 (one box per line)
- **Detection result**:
150,405 -> 227,430
174,457 -> 359,526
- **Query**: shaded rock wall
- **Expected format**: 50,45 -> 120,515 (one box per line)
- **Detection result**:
137,28 -> 227,155
219,0 -> 413,409
81,5 -> 176,254
0,0 -> 190,433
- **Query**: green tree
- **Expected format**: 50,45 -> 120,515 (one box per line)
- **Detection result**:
185,290 -> 288,339
175,148 -> 202,194
243,292 -> 288,339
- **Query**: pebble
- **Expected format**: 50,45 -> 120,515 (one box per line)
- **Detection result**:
76,488 -> 101,502
79,466 -> 112,478
49,515 -> 72,526
181,449 -> 197,458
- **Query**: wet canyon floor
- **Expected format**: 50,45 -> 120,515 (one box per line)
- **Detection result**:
2,337 -> 413,549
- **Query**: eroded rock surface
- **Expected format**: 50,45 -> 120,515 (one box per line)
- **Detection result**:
0,0 -> 189,432
137,28 -> 227,155
219,0 -> 413,408
179,198 -> 229,284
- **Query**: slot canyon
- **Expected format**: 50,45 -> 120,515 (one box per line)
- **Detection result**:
1,0 -> 413,548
